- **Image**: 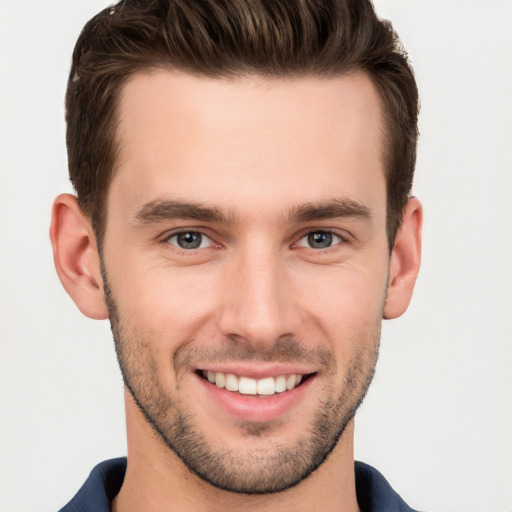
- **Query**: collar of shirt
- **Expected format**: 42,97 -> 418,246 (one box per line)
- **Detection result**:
59,457 -> 422,512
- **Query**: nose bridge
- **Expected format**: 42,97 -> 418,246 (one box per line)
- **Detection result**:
218,239 -> 296,348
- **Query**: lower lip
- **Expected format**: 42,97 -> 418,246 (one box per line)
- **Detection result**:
195,373 -> 315,423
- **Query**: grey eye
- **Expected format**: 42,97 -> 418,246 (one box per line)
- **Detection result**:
308,232 -> 332,248
298,231 -> 342,249
169,231 -> 211,250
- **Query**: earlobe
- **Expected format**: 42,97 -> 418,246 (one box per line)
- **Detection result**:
49,194 -> 109,320
383,197 -> 423,320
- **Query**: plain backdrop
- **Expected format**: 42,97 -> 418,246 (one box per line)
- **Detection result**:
1,1 -> 511,511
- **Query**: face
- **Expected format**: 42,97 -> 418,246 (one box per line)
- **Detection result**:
101,70 -> 390,493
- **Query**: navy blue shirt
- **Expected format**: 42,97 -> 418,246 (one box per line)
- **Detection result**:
59,458 -> 421,511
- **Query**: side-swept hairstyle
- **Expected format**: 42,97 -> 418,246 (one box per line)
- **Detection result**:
66,0 -> 419,247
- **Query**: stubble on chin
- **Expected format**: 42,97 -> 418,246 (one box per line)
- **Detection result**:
102,271 -> 381,494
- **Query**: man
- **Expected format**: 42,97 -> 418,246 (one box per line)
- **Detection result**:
50,0 -> 423,510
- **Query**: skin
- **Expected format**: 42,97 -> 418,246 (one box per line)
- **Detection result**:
50,70 -> 422,512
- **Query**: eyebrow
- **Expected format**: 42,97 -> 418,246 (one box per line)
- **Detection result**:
133,199 -> 233,225
288,199 -> 372,223
133,198 -> 372,226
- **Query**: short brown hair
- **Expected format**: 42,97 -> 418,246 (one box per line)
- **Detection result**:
66,0 -> 419,247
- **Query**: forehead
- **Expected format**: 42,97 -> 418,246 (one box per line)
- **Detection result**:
110,70 -> 386,222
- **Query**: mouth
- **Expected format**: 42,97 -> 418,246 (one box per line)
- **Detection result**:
194,364 -> 318,422
197,369 -> 315,397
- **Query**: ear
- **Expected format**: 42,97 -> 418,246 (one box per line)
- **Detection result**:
383,197 -> 423,319
49,194 -> 108,319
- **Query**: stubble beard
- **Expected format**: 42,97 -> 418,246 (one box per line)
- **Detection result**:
102,274 -> 381,495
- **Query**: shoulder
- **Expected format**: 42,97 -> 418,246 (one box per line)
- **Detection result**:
355,461 -> 425,512
58,457 -> 127,512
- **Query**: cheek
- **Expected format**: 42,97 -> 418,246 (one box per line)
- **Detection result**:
109,260 -> 222,343
291,260 -> 387,352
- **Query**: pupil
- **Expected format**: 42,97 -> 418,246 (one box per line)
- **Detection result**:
178,232 -> 201,249
308,232 -> 332,248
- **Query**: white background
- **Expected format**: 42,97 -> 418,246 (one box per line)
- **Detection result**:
0,1 -> 511,511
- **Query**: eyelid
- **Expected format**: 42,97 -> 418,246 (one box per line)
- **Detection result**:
172,231 -> 212,248
294,229 -> 349,250
160,228 -> 217,250
158,227 -> 350,252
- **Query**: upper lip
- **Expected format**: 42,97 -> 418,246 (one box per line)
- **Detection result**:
195,363 -> 317,379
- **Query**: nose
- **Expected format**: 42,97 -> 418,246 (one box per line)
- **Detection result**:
217,245 -> 301,350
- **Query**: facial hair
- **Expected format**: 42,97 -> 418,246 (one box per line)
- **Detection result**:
102,269 -> 381,495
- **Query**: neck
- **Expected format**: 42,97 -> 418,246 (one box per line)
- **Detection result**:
113,393 -> 360,512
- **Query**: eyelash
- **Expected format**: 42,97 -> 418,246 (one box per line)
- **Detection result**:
161,229 -> 348,253
164,230 -> 216,251
296,230 -> 346,250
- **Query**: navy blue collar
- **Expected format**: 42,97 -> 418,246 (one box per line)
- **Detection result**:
59,458 -> 126,512
59,457 -> 421,511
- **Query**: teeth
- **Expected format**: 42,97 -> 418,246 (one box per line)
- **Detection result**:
286,374 -> 296,390
225,373 -> 239,392
275,375 -> 287,393
257,377 -> 276,396
202,371 -> 306,396
239,377 -> 257,395
215,372 -> 225,389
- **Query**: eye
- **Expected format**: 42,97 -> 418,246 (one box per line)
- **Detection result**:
167,231 -> 213,250
298,231 -> 343,249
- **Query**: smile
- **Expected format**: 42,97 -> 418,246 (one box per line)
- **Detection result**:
200,370 -> 311,396
195,366 -> 317,422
